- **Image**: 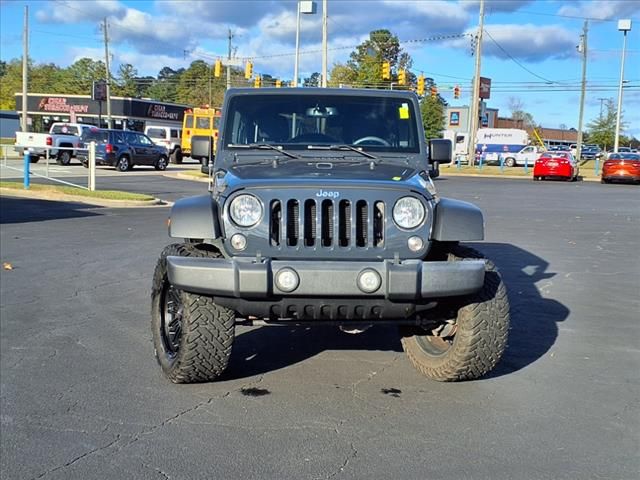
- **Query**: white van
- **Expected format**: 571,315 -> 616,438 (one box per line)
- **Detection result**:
144,125 -> 183,163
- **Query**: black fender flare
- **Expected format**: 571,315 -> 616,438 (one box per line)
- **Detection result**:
169,195 -> 222,240
431,197 -> 484,241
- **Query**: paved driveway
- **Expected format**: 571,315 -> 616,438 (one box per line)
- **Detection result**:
1,177 -> 638,479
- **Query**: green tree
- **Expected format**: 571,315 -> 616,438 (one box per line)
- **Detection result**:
145,67 -> 183,102
303,72 -> 321,87
0,58 -> 22,109
586,98 -> 626,150
329,29 -> 413,88
64,58 -> 108,95
420,94 -> 446,140
113,63 -> 139,98
175,61 -> 226,107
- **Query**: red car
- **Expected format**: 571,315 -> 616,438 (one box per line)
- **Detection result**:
601,153 -> 640,184
533,151 -> 579,181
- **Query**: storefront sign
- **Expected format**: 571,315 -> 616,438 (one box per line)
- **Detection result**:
38,97 -> 89,114
147,104 -> 180,121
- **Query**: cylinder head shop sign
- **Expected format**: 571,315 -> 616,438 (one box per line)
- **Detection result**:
147,104 -> 180,121
38,97 -> 90,114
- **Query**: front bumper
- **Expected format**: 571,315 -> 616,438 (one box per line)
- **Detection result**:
167,257 -> 485,301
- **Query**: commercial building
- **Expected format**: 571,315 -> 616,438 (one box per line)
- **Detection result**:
445,105 -> 578,148
14,93 -> 189,133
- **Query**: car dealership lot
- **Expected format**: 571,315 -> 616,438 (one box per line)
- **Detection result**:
1,176 -> 638,479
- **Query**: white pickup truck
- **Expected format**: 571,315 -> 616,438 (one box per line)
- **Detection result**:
15,122 -> 93,165
502,145 -> 546,167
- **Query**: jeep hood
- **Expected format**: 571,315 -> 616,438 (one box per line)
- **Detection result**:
227,160 -> 420,184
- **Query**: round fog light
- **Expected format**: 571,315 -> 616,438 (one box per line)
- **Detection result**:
407,236 -> 424,252
230,233 -> 247,251
275,268 -> 299,293
357,269 -> 382,294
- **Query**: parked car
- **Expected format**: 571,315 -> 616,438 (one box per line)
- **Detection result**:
502,145 -> 545,167
144,125 -> 183,163
533,151 -> 579,181
580,145 -> 602,160
601,153 -> 640,184
15,122 -> 93,165
77,128 -> 169,172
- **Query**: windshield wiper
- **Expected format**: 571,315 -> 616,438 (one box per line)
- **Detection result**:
228,143 -> 299,159
308,144 -> 378,160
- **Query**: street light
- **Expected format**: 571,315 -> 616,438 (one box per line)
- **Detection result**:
614,19 -> 631,153
293,1 -> 316,87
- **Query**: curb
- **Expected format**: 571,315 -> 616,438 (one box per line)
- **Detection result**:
0,187 -> 171,208
440,170 -> 601,182
165,172 -> 209,183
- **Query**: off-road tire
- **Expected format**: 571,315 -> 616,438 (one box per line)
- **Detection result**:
170,148 -> 183,164
56,150 -> 72,166
401,245 -> 509,381
151,243 -> 235,383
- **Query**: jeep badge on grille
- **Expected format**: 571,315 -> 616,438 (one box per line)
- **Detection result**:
316,189 -> 340,199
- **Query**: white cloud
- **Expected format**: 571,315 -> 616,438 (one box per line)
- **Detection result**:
35,0 -> 126,23
160,0 -> 287,28
558,0 -> 640,20
447,23 -> 577,62
461,0 -> 535,13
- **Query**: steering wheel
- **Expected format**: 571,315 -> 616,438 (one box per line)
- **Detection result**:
353,136 -> 390,146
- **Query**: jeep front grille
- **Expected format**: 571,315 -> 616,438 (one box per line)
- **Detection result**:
269,198 -> 385,249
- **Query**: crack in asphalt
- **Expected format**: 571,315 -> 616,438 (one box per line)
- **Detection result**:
31,434 -> 121,480
142,462 -> 170,480
325,442 -> 357,479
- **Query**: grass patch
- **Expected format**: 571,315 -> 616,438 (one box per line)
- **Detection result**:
442,159 -> 602,179
0,181 -> 155,201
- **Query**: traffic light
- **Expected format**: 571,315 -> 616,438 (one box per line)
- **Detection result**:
254,75 -> 261,88
382,61 -> 390,80
417,75 -> 425,96
275,79 -> 282,88
454,85 -> 460,99
245,61 -> 253,79
398,69 -> 406,85
430,85 -> 438,98
213,59 -> 222,77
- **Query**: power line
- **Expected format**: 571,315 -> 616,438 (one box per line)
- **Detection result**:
483,29 -> 566,85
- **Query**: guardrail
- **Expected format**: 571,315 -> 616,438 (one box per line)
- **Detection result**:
4,143 -> 96,191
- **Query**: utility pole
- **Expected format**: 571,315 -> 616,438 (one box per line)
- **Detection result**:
294,1 -> 302,87
597,98 -> 606,120
576,20 -> 588,162
226,28 -> 233,90
321,0 -> 327,87
102,18 -> 112,128
21,5 -> 28,132
467,0 -> 485,165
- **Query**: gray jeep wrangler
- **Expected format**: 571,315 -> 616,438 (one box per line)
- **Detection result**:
151,88 -> 509,383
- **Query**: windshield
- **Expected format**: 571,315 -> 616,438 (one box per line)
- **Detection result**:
146,128 -> 167,139
50,124 -> 79,135
223,93 -> 420,154
81,130 -> 109,143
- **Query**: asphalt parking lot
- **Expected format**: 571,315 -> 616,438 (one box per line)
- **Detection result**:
1,175 -> 638,479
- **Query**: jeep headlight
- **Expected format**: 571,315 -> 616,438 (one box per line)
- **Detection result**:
229,194 -> 263,227
393,196 -> 425,229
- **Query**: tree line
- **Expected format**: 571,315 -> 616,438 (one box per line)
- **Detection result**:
0,28 -> 635,147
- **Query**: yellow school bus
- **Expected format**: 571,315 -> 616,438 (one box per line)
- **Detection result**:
181,106 -> 222,164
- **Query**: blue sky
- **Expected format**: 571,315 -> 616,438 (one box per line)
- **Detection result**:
1,0 -> 639,137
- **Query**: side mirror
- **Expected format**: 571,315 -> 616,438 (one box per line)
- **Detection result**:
429,139 -> 452,164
